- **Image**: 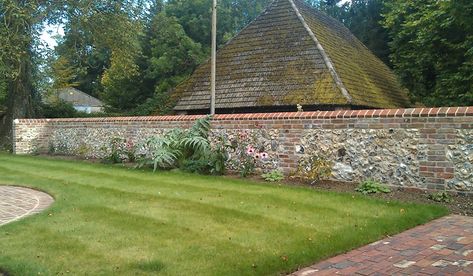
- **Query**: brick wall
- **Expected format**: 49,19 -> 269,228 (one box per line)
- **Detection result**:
13,107 -> 473,193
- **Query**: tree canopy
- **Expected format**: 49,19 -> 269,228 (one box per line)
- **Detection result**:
383,0 -> 473,106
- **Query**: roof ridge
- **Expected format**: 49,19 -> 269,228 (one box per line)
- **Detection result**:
287,0 -> 353,104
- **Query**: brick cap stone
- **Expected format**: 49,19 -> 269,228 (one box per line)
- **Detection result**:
15,106 -> 473,123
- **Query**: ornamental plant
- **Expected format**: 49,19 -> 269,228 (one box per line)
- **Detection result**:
292,155 -> 332,184
356,179 -> 391,195
136,116 -> 228,175
262,169 -> 285,182
229,134 -> 270,177
105,137 -> 136,164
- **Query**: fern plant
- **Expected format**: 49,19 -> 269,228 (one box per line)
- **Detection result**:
137,116 -> 225,173
179,116 -> 211,163
138,134 -> 182,171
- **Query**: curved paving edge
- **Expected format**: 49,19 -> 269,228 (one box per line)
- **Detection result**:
291,215 -> 473,275
0,186 -> 54,227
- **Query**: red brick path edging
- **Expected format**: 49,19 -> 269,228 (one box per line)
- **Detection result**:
291,215 -> 473,275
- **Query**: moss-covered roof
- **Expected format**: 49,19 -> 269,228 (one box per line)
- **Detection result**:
173,0 -> 410,111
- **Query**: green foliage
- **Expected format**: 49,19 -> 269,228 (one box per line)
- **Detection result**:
50,56 -> 80,89
345,0 -> 391,65
137,116 -> 227,174
138,129 -> 184,171
427,192 -> 453,203
138,12 -> 206,114
166,0 -> 271,47
383,0 -> 473,106
239,155 -> 256,178
53,1 -> 147,112
0,79 -> 6,108
40,100 -> 78,118
104,137 -> 136,164
293,156 -> 332,184
356,179 -> 391,195
261,169 -> 285,182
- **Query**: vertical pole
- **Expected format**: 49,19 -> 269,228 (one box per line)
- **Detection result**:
210,0 -> 217,115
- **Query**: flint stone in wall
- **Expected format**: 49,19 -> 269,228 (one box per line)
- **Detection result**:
447,129 -> 473,191
299,129 -> 424,187
50,127 -> 165,159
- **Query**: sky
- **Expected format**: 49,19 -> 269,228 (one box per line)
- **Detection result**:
40,24 -> 64,49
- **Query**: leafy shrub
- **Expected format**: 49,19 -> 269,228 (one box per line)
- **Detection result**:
261,169 -> 285,182
182,159 -> 213,174
104,138 -> 136,164
137,116 -> 228,174
427,192 -> 453,203
137,129 -> 184,170
41,100 -> 78,118
206,134 -> 228,175
292,155 -> 332,184
356,180 -> 391,195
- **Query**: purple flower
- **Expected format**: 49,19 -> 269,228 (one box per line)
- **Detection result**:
260,152 -> 269,159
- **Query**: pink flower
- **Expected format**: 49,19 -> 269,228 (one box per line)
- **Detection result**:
246,146 -> 255,155
260,152 -> 269,159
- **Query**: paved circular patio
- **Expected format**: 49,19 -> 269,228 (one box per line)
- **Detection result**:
0,186 -> 54,227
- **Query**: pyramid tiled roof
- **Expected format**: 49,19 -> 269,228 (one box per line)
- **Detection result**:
173,0 -> 410,112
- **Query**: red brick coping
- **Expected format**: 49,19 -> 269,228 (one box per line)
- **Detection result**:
15,106 -> 473,123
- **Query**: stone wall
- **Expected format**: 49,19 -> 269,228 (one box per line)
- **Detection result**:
13,107 -> 473,193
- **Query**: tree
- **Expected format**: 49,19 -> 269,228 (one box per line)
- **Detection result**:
135,11 -> 206,115
344,0 -> 391,65
0,78 -> 6,108
384,0 -> 473,106
166,0 -> 271,48
50,56 -> 80,89
0,0 -> 54,149
52,1 -> 148,112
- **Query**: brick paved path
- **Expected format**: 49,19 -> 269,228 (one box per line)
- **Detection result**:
0,186 -> 54,226
292,215 -> 473,275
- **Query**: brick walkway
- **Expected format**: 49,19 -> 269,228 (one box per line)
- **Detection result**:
292,215 -> 473,275
0,186 -> 54,227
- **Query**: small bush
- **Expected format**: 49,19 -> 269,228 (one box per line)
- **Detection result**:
356,180 -> 391,195
182,159 -> 213,174
427,192 -> 453,203
292,156 -> 332,184
104,138 -> 136,164
261,169 -> 285,182
137,116 -> 228,174
41,100 -> 78,118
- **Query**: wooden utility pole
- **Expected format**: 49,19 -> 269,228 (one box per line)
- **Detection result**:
210,0 -> 217,115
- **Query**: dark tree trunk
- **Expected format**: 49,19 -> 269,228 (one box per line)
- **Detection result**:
0,53 -> 35,151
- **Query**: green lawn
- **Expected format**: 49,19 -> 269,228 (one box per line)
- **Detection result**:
0,154 -> 447,276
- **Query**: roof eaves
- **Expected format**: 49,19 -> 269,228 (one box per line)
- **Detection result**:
288,0 -> 352,104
